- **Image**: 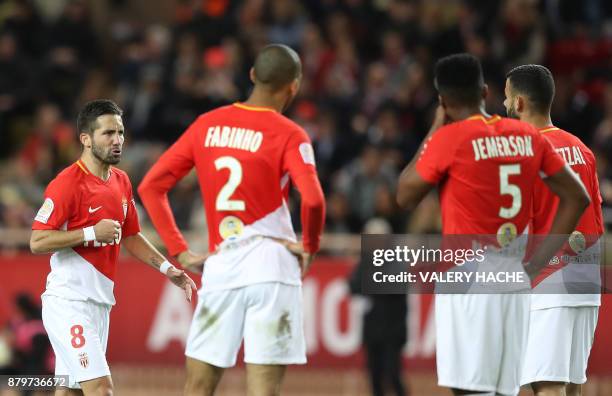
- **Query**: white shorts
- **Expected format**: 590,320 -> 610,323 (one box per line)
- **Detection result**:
435,294 -> 530,396
41,295 -> 111,389
185,282 -> 306,368
521,306 -> 599,386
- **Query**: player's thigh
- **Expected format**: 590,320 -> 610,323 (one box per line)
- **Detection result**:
246,363 -> 286,396
79,375 -> 113,395
435,294 -> 529,394
55,388 -> 84,396
42,296 -> 111,388
185,288 -> 246,368
496,294 -> 530,394
184,356 -> 225,396
568,306 -> 599,384
243,283 -> 306,366
521,307 -> 573,387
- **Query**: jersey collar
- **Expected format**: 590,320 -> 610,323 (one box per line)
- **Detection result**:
467,114 -> 502,124
75,159 -> 113,184
538,126 -> 559,134
233,102 -> 276,112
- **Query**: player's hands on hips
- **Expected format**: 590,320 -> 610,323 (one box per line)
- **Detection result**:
93,219 -> 121,243
278,240 -> 315,278
177,250 -> 210,274
166,266 -> 197,302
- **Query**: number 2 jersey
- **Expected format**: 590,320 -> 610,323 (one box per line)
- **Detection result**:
138,103 -> 326,291
32,160 -> 141,305
416,114 -> 566,239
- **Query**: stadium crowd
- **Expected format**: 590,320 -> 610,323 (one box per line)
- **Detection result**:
0,0 -> 611,249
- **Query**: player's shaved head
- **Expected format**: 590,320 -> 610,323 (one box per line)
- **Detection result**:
434,53 -> 484,107
253,44 -> 302,91
77,99 -> 123,135
506,64 -> 555,114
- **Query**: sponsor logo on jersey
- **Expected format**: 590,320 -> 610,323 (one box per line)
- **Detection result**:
472,135 -> 534,161
205,126 -> 263,153
88,206 -> 102,214
35,198 -> 54,223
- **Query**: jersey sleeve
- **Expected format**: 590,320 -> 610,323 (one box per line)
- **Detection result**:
122,177 -> 141,238
137,117 -> 198,256
538,134 -> 566,177
32,177 -> 75,230
282,128 -> 326,253
415,126 -> 454,184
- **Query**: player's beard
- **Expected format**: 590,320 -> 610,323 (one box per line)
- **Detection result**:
91,141 -> 121,165
506,104 -> 519,119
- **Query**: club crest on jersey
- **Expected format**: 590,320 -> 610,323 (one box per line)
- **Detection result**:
497,222 -> 517,247
219,216 -> 244,241
79,352 -> 89,369
122,197 -> 128,219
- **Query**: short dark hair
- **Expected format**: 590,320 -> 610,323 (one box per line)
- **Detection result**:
434,53 -> 484,106
506,64 -> 555,114
77,99 -> 123,134
253,44 -> 302,90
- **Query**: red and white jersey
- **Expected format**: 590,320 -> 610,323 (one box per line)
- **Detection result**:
139,103 -> 325,291
416,114 -> 566,239
32,160 -> 140,305
530,126 -> 603,309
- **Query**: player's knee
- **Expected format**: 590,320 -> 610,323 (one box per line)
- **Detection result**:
531,381 -> 566,396
566,383 -> 581,396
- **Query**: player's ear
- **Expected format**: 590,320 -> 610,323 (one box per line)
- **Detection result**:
438,95 -> 446,109
482,83 -> 489,100
79,132 -> 91,148
249,67 -> 256,84
516,95 -> 525,114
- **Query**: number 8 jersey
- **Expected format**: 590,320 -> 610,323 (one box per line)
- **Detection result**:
416,114 -> 565,238
138,103 -> 325,289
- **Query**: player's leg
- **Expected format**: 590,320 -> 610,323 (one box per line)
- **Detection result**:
565,383 -> 581,396
242,283 -> 306,395
364,341 -> 385,396
184,288 -> 246,395
79,376 -> 114,396
55,388 -> 84,396
245,364 -> 286,396
435,294 -> 503,395
184,357 -> 224,396
565,306 -> 599,396
531,382 -> 566,396
42,296 -> 112,396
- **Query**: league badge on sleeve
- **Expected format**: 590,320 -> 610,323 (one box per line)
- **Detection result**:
35,198 -> 54,224
299,143 -> 316,165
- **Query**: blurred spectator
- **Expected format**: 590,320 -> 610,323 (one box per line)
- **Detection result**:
0,0 -> 611,237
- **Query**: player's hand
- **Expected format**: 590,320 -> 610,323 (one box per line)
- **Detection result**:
177,250 -> 210,274
430,104 -> 448,132
93,219 -> 121,243
276,239 -> 315,278
166,266 -> 197,302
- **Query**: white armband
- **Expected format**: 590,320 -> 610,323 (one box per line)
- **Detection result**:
159,260 -> 175,275
83,226 -> 96,242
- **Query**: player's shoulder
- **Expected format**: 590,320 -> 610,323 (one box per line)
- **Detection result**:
48,162 -> 85,188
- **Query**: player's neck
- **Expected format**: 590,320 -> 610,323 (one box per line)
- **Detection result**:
449,106 -> 490,121
243,89 -> 285,113
80,153 -> 111,181
521,113 -> 553,129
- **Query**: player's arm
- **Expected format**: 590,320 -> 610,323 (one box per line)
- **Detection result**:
122,232 -> 196,301
282,131 -> 326,276
397,105 -> 448,209
137,119 -> 208,270
526,166 -> 590,277
30,220 -> 119,254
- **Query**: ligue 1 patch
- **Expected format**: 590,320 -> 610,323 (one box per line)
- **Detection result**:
299,143 -> 316,165
35,198 -> 54,224
568,230 -> 586,254
219,216 -> 244,241
497,222 -> 517,248
78,352 -> 89,369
